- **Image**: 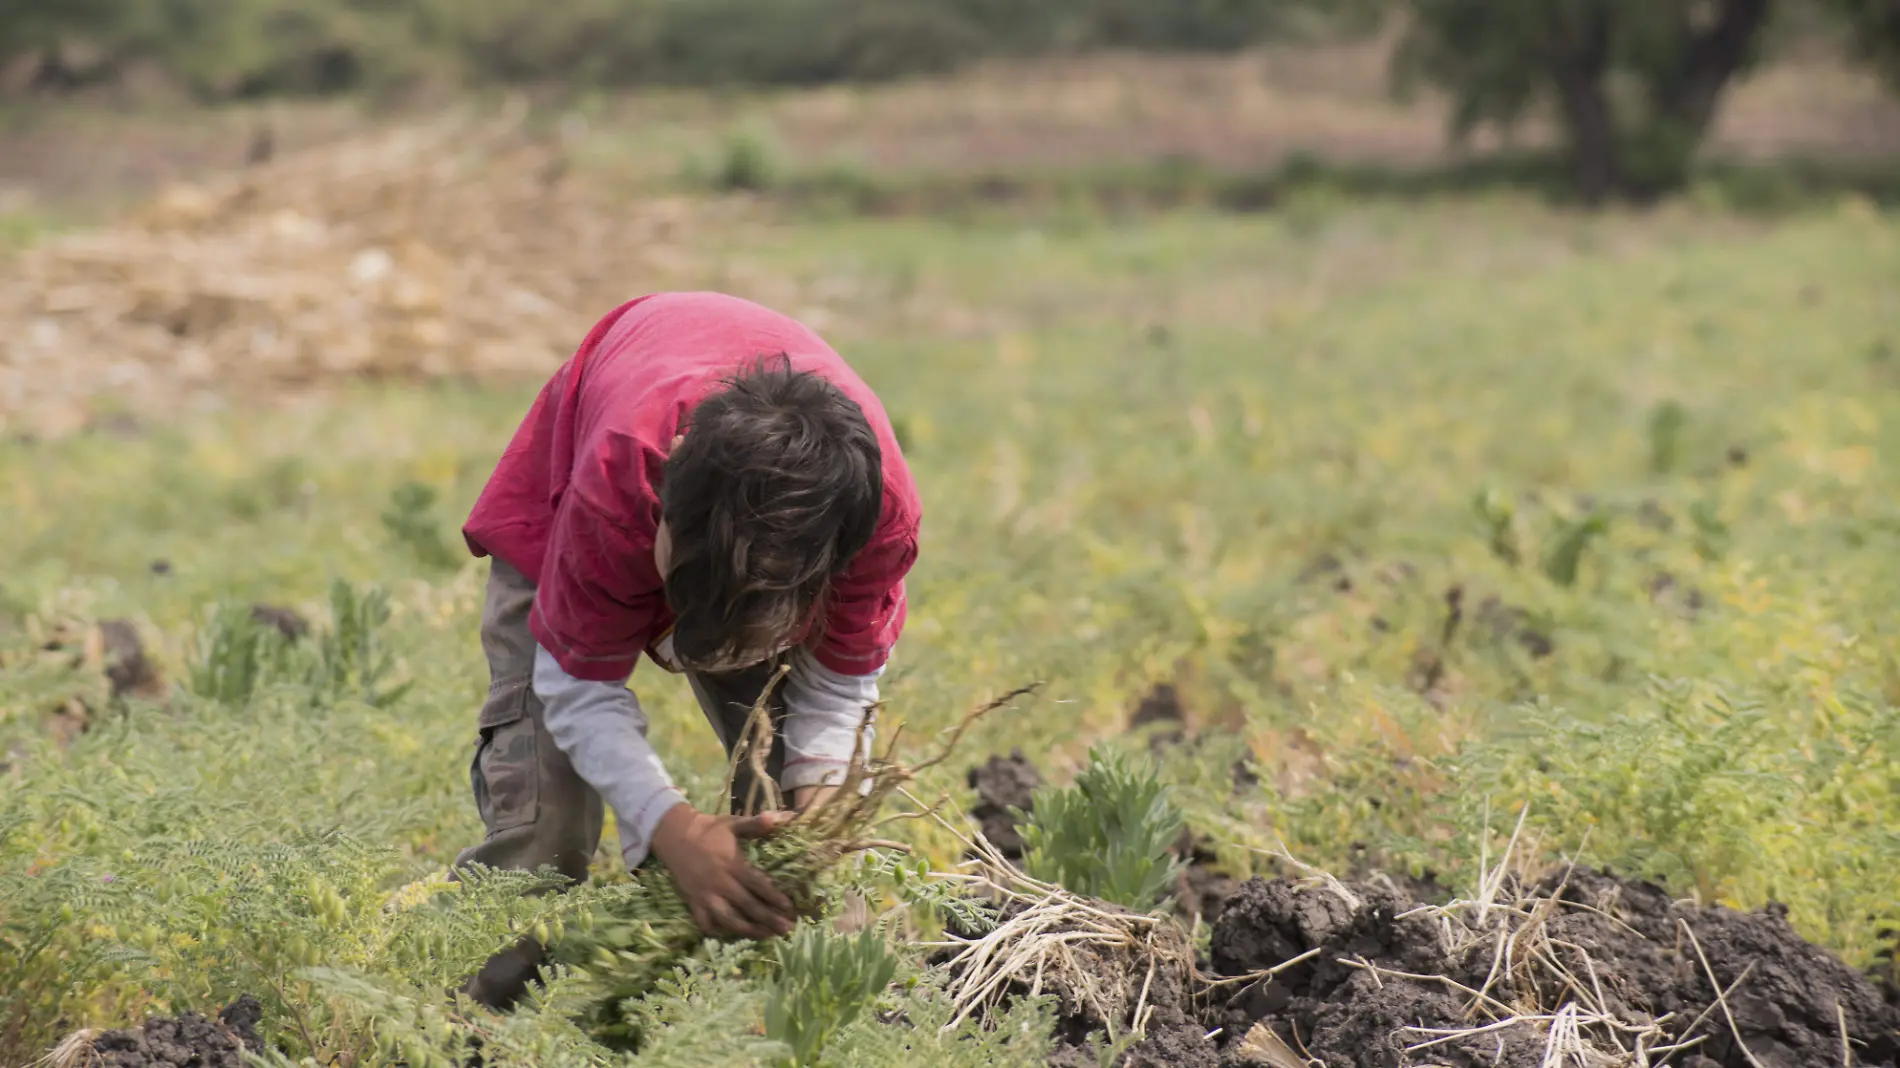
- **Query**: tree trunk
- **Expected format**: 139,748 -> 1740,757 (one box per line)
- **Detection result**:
1624,0 -> 1774,197
1661,0 -> 1774,137
1544,0 -> 1621,205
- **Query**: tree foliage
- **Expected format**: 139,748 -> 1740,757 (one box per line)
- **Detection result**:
1393,0 -> 1774,201
0,0 -> 1358,98
1833,0 -> 1900,87
1390,0 -> 1900,202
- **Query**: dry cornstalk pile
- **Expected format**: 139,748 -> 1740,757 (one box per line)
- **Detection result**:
0,107 -> 713,439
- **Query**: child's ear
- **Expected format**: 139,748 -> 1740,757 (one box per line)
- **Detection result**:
670,433 -> 685,451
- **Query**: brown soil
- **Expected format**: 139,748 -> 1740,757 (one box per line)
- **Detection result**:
249,604 -> 309,641
1206,869 -> 1900,1068
965,748 -> 1041,859
81,995 -> 261,1068
98,618 -> 163,700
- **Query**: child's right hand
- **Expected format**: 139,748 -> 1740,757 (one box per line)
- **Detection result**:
648,804 -> 797,940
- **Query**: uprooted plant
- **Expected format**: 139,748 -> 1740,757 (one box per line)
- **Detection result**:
547,678 -> 1042,1049
920,818 -> 1199,1045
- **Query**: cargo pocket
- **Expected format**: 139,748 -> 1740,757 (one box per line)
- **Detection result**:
473,680 -> 539,833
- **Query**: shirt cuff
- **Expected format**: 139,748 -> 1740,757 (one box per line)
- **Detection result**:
617,787 -> 688,869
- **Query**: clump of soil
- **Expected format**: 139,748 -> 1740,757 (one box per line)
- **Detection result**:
966,748 -> 1042,858
249,604 -> 310,641
76,995 -> 262,1068
1173,831 -> 1238,927
1206,868 -> 1900,1068
1131,682 -> 1189,749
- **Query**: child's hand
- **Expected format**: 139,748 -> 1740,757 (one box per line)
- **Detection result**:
649,804 -> 797,940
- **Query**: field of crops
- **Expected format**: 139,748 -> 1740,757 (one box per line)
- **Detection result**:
3,125 -> 1899,1065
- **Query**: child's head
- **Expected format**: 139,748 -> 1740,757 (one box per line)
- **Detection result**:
659,354 -> 883,673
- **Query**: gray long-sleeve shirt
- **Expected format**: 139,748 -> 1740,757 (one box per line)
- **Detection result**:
533,644 -> 878,867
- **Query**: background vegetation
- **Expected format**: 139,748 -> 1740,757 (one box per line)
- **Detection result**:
2,0 -> 1900,1064
4,1 -> 1899,204
4,187 -> 1898,1063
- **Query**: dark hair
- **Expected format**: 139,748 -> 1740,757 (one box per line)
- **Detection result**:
659,354 -> 883,671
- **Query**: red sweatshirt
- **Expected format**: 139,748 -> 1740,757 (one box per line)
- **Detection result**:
462,292 -> 921,683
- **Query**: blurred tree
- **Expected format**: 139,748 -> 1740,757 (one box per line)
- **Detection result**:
1831,0 -> 1900,86
0,0 -> 127,89
1392,0 -> 1775,202
0,0 -> 1376,98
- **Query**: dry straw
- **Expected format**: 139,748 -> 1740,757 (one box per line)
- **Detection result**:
0,104 -> 712,439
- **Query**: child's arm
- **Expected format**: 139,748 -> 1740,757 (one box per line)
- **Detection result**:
532,646 -> 683,868
780,521 -> 918,806
780,649 -> 881,809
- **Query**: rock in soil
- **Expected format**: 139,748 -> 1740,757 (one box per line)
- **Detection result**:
249,604 -> 310,641
84,995 -> 262,1067
1132,682 -> 1189,751
99,619 -> 164,700
1172,831 -> 1238,926
965,749 -> 1041,858
1205,869 -> 1900,1068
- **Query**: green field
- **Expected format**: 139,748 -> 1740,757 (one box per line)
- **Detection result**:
4,191 -> 1899,1064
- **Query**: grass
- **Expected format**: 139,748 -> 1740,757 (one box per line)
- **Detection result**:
3,190 -> 1900,1062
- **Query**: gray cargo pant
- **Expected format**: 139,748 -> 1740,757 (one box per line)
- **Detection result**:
452,557 -> 792,1009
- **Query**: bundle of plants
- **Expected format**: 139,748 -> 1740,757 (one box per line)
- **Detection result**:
549,680 -> 1038,1048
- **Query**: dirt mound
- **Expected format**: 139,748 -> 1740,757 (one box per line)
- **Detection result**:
966,748 -> 1041,858
1207,868 -> 1900,1068
0,109 -> 711,440
72,995 -> 262,1068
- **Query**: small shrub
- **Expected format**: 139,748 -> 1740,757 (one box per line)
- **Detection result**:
763,924 -> 899,1067
1649,400 -> 1687,475
1473,487 -> 1522,565
1020,746 -> 1185,909
187,602 -> 299,705
1542,509 -> 1609,588
380,482 -> 459,572
684,126 -> 783,194
188,581 -> 410,708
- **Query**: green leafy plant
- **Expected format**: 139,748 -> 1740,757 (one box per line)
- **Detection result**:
1019,747 -> 1185,909
187,602 -> 301,704
1649,400 -> 1687,475
380,481 -> 459,572
1542,509 -> 1609,588
308,580 -> 413,709
188,581 -> 410,709
1690,499 -> 1730,561
1473,487 -> 1521,565
763,925 -> 900,1067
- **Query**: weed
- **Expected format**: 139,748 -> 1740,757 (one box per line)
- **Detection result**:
1019,747 -> 1185,910
686,126 -> 783,194
1649,400 -> 1687,475
188,580 -> 410,708
764,925 -> 900,1067
380,482 -> 459,572
1542,510 -> 1610,588
187,602 -> 297,705
1473,487 -> 1522,565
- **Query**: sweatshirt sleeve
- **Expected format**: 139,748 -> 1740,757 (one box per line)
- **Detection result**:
779,646 -> 880,792
533,643 -> 686,868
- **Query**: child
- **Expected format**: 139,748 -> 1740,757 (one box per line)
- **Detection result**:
454,291 -> 919,1007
